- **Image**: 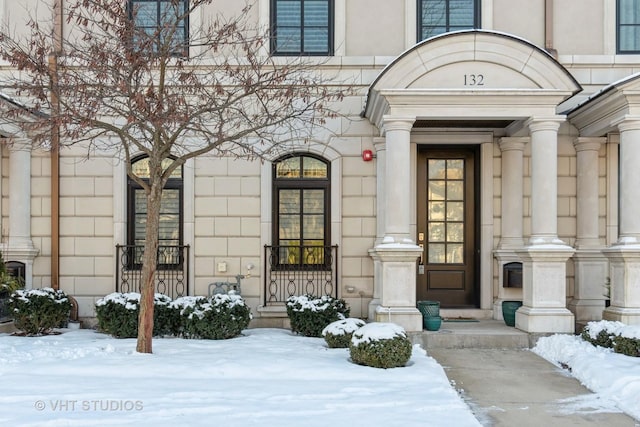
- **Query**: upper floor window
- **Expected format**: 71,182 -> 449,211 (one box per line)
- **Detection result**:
129,0 -> 189,55
127,156 -> 183,267
271,0 -> 333,55
273,154 -> 330,267
418,0 -> 480,41
618,0 -> 640,53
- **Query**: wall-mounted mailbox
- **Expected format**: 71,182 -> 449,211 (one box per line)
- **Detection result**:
6,261 -> 25,283
503,262 -> 522,288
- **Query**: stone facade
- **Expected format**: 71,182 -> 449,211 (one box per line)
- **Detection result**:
0,0 -> 639,332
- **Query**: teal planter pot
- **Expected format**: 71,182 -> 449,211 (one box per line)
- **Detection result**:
502,301 -> 523,327
424,316 -> 442,331
417,300 -> 440,318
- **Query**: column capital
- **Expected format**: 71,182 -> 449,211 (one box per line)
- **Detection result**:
373,137 -> 386,152
614,115 -> 640,132
6,138 -> 32,152
573,137 -> 605,152
498,137 -> 528,152
526,116 -> 564,133
382,115 -> 416,134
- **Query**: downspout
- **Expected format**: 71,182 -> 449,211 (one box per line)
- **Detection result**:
50,1 -> 62,290
544,0 -> 558,58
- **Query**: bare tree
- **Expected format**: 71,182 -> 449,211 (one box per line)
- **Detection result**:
0,0 -> 349,353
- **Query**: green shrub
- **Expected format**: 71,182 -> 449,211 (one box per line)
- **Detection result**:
178,294 -> 252,340
322,318 -> 366,348
581,320 -> 626,348
9,288 -> 71,335
580,320 -> 640,358
286,294 -> 350,337
153,294 -> 181,337
95,292 -> 181,338
95,292 -> 141,338
613,335 -> 640,357
349,323 -> 412,369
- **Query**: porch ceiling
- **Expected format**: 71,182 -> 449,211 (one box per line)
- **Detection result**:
363,30 -> 582,131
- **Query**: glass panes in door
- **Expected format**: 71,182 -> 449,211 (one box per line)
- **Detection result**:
427,159 -> 465,264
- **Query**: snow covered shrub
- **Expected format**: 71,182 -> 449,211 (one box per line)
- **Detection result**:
95,293 -> 141,338
95,293 -> 180,338
153,294 -> 181,337
322,318 -> 366,348
612,335 -> 640,357
178,294 -> 252,340
349,323 -> 412,369
9,288 -> 71,335
581,320 -> 626,349
286,294 -> 350,337
580,320 -> 640,357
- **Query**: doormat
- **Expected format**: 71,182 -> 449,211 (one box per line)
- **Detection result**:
442,317 -> 479,322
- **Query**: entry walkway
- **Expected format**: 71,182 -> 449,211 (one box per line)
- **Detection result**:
423,321 -> 640,427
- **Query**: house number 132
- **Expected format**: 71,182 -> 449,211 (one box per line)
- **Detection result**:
464,74 -> 484,86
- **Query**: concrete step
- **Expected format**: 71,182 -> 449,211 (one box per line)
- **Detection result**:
409,319 -> 532,349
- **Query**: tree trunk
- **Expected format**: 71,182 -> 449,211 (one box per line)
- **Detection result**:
136,179 -> 163,353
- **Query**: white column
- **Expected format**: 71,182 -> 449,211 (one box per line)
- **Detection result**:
528,119 -> 564,245
515,117 -> 574,333
570,138 -> 607,324
368,137 -> 385,321
494,137 -> 527,319
8,141 -> 33,249
369,115 -> 422,332
498,137 -> 526,249
2,139 -> 38,288
603,118 -> 640,325
382,116 -> 415,243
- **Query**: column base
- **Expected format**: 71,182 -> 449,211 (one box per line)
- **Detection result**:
515,306 -> 574,333
568,299 -> 606,323
368,298 -> 381,322
374,306 -> 423,332
369,243 -> 422,332
603,306 -> 640,325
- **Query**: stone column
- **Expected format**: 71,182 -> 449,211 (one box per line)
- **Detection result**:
603,118 -> 640,325
494,138 -> 527,319
498,138 -> 526,249
516,118 -> 574,333
570,138 -> 607,324
3,139 -> 38,288
369,115 -> 422,332
368,137 -> 385,321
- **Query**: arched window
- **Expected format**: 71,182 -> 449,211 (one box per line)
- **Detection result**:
127,155 -> 183,267
273,154 -> 330,267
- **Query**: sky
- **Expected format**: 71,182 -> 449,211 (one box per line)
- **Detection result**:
0,322 -> 638,426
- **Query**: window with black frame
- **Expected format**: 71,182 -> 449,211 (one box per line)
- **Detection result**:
618,0 -> 640,53
129,0 -> 189,55
418,0 -> 479,41
273,154 -> 330,268
271,0 -> 333,55
127,156 -> 183,269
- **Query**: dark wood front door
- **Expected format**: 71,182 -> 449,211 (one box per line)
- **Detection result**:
417,146 -> 479,308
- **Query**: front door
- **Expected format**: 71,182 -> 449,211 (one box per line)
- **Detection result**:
417,146 -> 479,308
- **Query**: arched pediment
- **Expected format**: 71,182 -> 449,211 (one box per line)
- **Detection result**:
364,30 -> 581,129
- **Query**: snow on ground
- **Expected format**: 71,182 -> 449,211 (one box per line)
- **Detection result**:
0,328 -> 481,427
533,329 -> 640,421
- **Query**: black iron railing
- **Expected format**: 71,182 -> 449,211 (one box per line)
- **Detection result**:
116,245 -> 190,299
263,245 -> 338,305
